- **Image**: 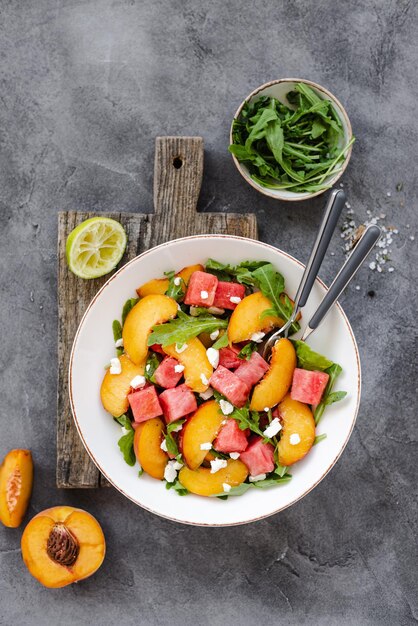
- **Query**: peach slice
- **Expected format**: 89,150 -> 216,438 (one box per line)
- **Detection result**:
250,338 -> 296,411
21,506 -> 105,588
136,264 -> 204,297
182,401 -> 224,470
228,292 -> 285,343
100,354 -> 145,417
163,337 -> 213,392
136,417 -> 168,479
179,460 -> 248,497
0,449 -> 33,528
277,395 -> 315,466
123,294 -> 178,365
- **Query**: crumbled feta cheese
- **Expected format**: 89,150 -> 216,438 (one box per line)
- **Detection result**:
250,331 -> 265,343
173,276 -> 181,286
146,364 -> 151,372
115,338 -> 124,348
160,439 -> 168,452
210,329 -> 220,341
170,423 -> 183,433
121,426 -> 130,436
210,458 -> 228,473
222,483 -> 232,493
200,290 -> 209,300
229,296 -> 241,304
200,373 -> 210,386
290,433 -> 301,445
130,375 -> 146,389
264,407 -> 270,412
199,388 -> 214,400
219,399 -> 234,415
109,357 -> 122,375
200,442 -> 212,451
175,343 -> 188,354
206,347 -> 219,369
229,452 -> 240,460
174,364 -> 185,373
249,474 -> 266,482
164,459 -> 183,483
263,417 -> 282,438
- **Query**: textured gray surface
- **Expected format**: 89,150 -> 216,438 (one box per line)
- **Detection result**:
0,1 -> 417,624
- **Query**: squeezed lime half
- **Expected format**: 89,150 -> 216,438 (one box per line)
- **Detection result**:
66,217 -> 127,279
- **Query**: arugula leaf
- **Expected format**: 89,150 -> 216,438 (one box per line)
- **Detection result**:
122,297 -> 139,326
148,312 -> 228,347
112,320 -> 123,356
212,482 -> 252,497
293,341 -> 334,371
314,364 -> 347,425
211,473 -> 292,497
115,416 -> 136,467
229,404 -> 265,439
164,271 -> 185,302
165,478 -> 188,496
163,419 -> 186,458
144,352 -> 160,382
212,333 -> 229,349
237,342 -> 258,360
138,468 -> 144,477
274,463 -> 288,477
313,433 -> 327,446
251,264 -> 299,333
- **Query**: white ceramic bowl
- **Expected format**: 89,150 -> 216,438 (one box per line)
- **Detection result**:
70,235 -> 361,526
230,78 -> 353,202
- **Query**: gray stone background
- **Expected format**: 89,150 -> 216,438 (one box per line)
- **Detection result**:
0,1 -> 417,624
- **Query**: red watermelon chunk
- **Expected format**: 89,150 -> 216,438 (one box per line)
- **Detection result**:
239,437 -> 275,476
235,351 -> 269,389
219,346 -> 242,369
159,384 -> 198,424
213,281 -> 246,310
291,368 -> 329,405
184,271 -> 218,307
128,386 -> 163,423
209,365 -> 249,408
154,356 -> 184,388
213,419 -> 249,453
149,343 -> 165,355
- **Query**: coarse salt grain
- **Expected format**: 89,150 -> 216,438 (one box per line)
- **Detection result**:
210,458 -> 228,474
388,267 -> 395,272
355,286 -> 360,291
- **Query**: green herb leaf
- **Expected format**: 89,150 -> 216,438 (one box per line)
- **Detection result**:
148,313 -> 228,347
313,433 -> 327,446
237,342 -> 258,360
212,482 -> 252,497
324,390 -> 347,405
252,474 -> 292,488
314,364 -> 346,425
292,341 -> 334,371
138,468 -> 144,477
116,419 -> 136,467
122,297 -> 139,326
144,352 -> 160,382
251,264 -> 298,332
164,419 -> 186,458
212,333 -> 229,349
165,478 -> 188,496
164,271 -> 185,302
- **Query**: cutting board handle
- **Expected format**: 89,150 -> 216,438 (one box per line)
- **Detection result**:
154,136 -> 204,218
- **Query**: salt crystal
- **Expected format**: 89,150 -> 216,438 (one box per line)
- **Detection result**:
369,261 -> 376,270
355,286 -> 360,291
410,236 -> 415,241
388,267 -> 394,272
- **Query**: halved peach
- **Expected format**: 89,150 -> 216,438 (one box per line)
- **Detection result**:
250,338 -> 296,411
123,294 -> 178,365
179,460 -> 248,496
136,417 -> 168,479
277,395 -> 315,465
21,506 -> 105,588
182,401 -> 224,470
0,449 -> 33,528
100,354 -> 145,417
228,292 -> 284,343
163,337 -> 213,392
136,264 -> 204,297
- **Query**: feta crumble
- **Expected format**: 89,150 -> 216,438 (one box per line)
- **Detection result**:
200,373 -> 210,386
249,474 -> 266,482
130,375 -> 146,389
173,276 -> 181,286
263,417 -> 282,438
290,433 -> 301,445
222,483 -> 232,493
200,290 -> 209,300
164,460 -> 183,483
175,343 -> 188,354
200,442 -> 212,451
174,364 -> 185,373
210,329 -> 220,341
219,399 -> 234,415
264,407 -> 269,412
206,347 -> 219,369
121,426 -> 130,436
229,296 -> 241,304
229,452 -> 240,460
109,357 -> 122,375
250,331 -> 265,343
115,338 -> 124,348
199,388 -> 214,400
210,458 -> 228,474
146,364 -> 151,372
160,439 -> 168,452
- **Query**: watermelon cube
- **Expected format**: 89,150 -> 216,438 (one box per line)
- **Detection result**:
159,384 -> 198,424
239,437 -> 275,476
213,281 -> 246,310
213,419 -> 249,453
154,357 -> 184,388
291,368 -> 329,405
128,386 -> 163,423
149,343 -> 166,355
184,271 -> 218,307
219,346 -> 242,369
235,351 -> 269,389
209,365 -> 249,408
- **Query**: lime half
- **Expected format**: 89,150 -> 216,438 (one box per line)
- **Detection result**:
66,217 -> 127,279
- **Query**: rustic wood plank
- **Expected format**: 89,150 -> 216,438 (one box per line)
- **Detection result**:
57,136 -> 257,488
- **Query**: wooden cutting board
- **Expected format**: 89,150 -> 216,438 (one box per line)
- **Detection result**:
57,136 -> 258,488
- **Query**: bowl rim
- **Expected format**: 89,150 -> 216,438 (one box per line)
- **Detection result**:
229,77 -> 353,202
69,234 -> 361,526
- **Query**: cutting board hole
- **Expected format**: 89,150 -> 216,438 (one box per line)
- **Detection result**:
173,156 -> 183,169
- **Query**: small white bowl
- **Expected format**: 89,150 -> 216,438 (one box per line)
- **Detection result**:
230,78 -> 353,202
69,235 -> 361,526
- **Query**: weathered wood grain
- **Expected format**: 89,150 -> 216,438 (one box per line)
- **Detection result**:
57,137 -> 257,488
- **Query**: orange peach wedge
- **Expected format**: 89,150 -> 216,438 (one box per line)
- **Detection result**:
277,395 -> 315,466
179,460 -> 248,497
135,417 -> 168,479
250,338 -> 296,411
163,337 -> 213,392
136,264 -> 204,297
182,401 -> 224,470
100,354 -> 145,417
0,449 -> 33,528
